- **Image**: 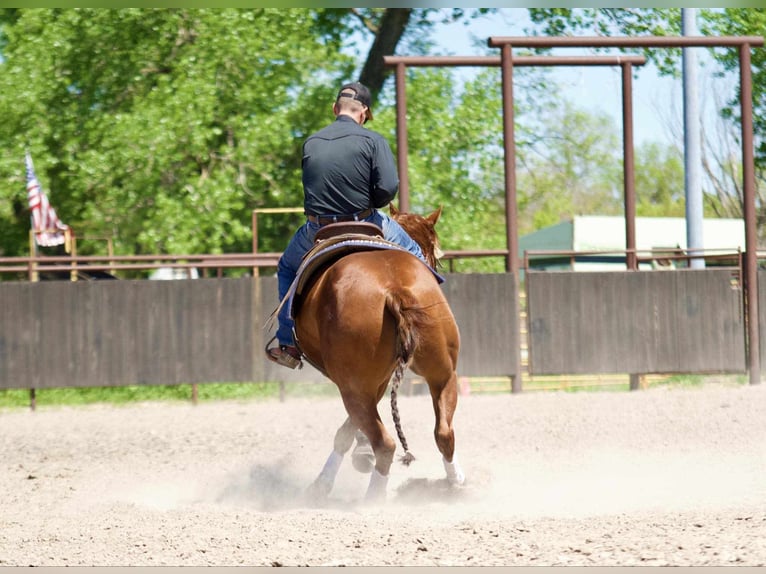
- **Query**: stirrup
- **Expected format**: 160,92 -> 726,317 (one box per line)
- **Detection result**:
265,337 -> 303,370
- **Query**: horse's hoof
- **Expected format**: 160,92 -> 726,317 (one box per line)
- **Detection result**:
447,472 -> 466,487
352,452 -> 375,474
305,478 -> 332,501
351,442 -> 375,474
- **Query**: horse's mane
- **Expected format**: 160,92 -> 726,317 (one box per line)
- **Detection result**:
389,205 -> 443,269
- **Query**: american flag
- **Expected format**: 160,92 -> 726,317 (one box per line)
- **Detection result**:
26,152 -> 69,248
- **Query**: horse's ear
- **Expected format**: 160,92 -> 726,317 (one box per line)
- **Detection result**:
426,206 -> 442,226
389,203 -> 400,218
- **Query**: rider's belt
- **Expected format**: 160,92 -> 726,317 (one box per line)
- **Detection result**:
307,208 -> 373,226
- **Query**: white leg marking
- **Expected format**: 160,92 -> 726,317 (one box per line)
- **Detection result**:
319,450 -> 344,481
311,450 -> 344,497
365,468 -> 389,502
443,453 -> 465,486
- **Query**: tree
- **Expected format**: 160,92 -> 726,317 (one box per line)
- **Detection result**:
525,8 -> 766,239
386,64 -> 560,272
381,60 -> 686,272
0,9 -> 356,259
0,8 -> 706,268
527,9 -> 765,158
703,9 -> 766,165
0,8 -> 498,263
517,101 -> 624,233
319,8 -> 496,99
634,142 -> 686,218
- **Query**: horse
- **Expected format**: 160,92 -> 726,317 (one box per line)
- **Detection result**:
291,205 -> 465,502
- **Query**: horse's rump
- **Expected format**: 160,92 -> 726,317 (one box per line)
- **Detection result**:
296,249 -> 456,384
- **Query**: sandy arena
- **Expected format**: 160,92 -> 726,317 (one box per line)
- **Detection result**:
1,381 -> 764,566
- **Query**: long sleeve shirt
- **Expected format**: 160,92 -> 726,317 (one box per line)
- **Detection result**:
302,115 -> 399,216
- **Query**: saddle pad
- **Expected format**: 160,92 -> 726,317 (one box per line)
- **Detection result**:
296,235 -> 403,296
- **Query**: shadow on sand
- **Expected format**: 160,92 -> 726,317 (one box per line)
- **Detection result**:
392,477 -> 474,506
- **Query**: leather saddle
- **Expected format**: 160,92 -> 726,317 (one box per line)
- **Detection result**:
314,221 -> 383,243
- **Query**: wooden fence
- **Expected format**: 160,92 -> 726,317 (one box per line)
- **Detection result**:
526,269 -> 745,375
0,268 -> 754,392
0,274 -> 518,390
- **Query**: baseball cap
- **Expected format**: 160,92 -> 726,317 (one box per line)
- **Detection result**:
337,81 -> 373,122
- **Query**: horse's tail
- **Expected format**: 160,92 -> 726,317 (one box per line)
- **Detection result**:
385,291 -> 419,466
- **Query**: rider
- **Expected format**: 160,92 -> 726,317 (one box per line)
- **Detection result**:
266,81 -> 426,369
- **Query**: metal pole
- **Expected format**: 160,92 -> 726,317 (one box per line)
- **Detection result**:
394,62 -> 410,212
683,9 -> 705,269
622,63 -> 637,272
69,230 -> 78,282
251,209 -> 259,278
740,43 -> 760,385
499,44 -> 518,277
499,43 -> 522,394
622,62 -> 641,392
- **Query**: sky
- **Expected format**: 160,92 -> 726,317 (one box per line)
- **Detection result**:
422,8 -> 721,149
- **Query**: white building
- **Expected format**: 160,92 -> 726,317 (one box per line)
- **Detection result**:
519,215 -> 745,271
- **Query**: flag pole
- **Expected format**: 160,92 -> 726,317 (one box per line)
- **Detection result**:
28,229 -> 38,282
69,229 -> 77,282
28,228 -> 37,411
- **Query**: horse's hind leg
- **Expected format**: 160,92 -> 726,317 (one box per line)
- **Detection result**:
427,370 -> 465,486
307,416 -> 357,499
351,375 -> 394,474
359,415 -> 397,502
341,397 -> 396,502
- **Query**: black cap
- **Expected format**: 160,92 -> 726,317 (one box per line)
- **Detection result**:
337,81 -> 373,122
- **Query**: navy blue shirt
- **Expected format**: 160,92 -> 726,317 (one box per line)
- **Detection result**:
302,115 -> 399,216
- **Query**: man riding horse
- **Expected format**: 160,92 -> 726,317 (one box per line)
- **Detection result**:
267,81 -> 426,369
267,81 -> 428,475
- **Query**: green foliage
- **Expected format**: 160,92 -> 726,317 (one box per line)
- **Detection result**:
384,67 -> 507,272
0,9 -> 354,258
517,103 -> 687,226
523,9 -> 765,200
0,8 -> 740,270
703,9 -> 766,165
634,141 -> 687,217
517,101 -> 624,234
526,8 -> 683,75
377,62 -> 688,271
515,8 -> 765,246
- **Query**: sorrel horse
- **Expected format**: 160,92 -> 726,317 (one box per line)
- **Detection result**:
291,205 -> 465,502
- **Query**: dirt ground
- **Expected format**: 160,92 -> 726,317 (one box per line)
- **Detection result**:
1,381 -> 764,567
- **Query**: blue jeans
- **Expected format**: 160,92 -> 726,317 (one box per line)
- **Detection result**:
275,210 -> 426,347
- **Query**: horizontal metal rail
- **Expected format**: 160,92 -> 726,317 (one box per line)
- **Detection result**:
384,55 -> 646,67
523,247 -> 744,269
0,249 -> 512,278
488,35 -> 765,48
1,247 -> 747,277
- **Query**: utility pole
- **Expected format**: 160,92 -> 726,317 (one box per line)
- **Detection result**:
683,8 -> 705,269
